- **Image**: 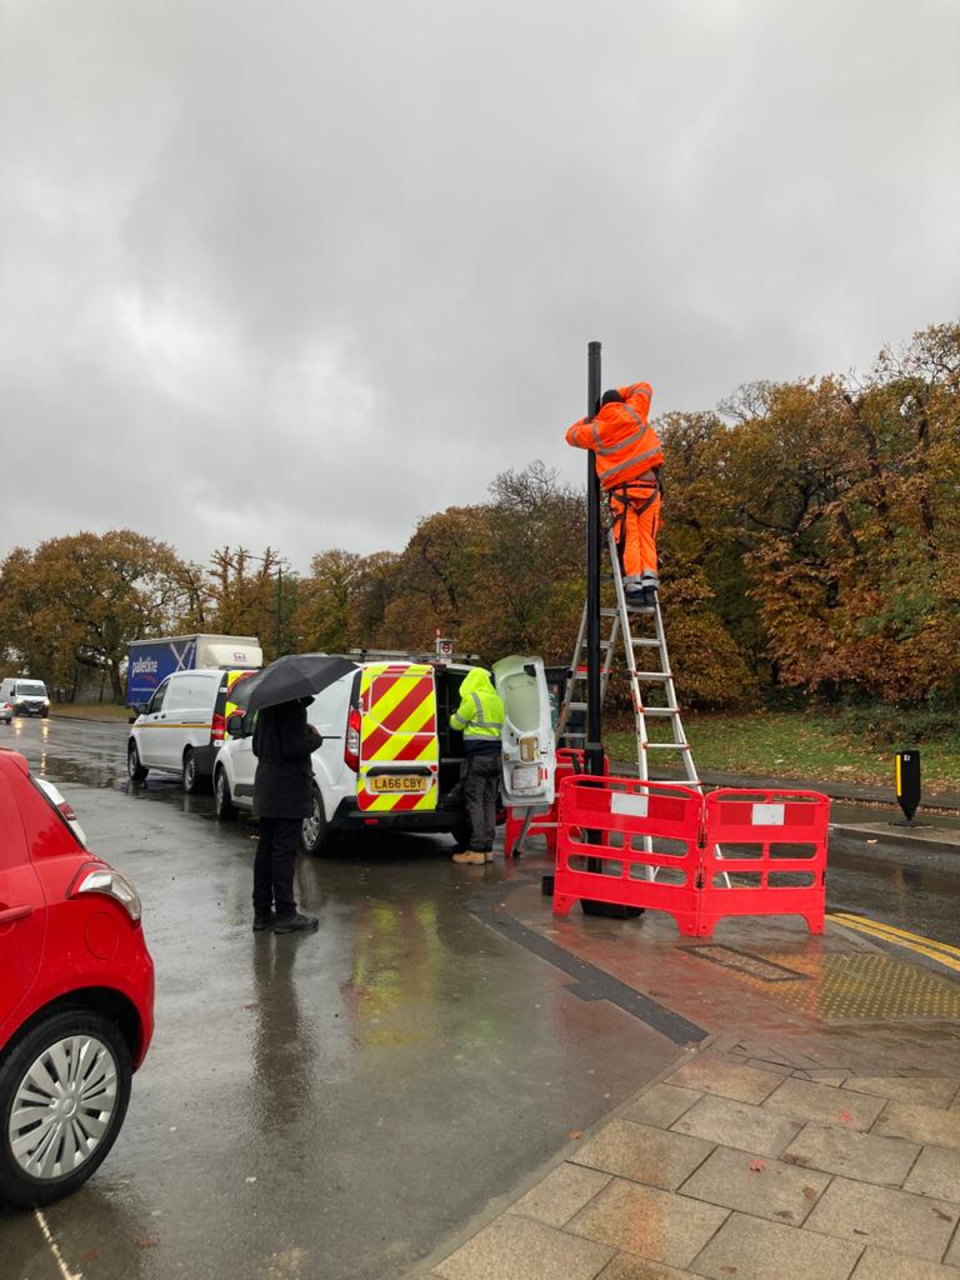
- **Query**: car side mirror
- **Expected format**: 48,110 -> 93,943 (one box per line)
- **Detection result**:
132,703 -> 148,717
227,713 -> 246,737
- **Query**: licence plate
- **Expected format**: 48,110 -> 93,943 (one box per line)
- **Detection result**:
368,774 -> 428,794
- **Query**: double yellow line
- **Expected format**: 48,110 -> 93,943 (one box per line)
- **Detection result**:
829,912 -> 960,976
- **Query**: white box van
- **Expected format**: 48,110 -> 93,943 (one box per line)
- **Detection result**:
213,656 -> 555,854
126,667 -> 256,792
0,678 -> 50,718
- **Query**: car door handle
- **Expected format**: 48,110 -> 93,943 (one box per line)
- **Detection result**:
0,905 -> 34,925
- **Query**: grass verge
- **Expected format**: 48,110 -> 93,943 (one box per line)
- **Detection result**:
605,710 -> 960,793
50,702 -> 131,722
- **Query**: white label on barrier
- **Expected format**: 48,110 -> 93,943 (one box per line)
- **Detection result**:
611,793 -> 649,818
753,803 -> 785,826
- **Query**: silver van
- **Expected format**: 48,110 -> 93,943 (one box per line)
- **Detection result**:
0,678 -> 50,718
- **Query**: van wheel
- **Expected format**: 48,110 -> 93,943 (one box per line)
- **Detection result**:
182,748 -> 202,793
127,741 -> 148,782
214,768 -> 236,821
301,787 -> 328,856
0,1008 -> 132,1207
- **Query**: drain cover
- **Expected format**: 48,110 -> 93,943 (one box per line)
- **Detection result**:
688,945 -> 808,983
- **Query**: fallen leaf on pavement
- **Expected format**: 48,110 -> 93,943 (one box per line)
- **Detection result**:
803,1186 -> 818,1200
749,1160 -> 766,1173
839,1110 -> 854,1125
568,1130 -> 582,1140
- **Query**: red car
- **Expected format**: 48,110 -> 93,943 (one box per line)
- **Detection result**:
0,750 -> 154,1206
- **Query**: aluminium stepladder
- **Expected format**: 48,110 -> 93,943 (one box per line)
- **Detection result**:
511,527 -> 725,874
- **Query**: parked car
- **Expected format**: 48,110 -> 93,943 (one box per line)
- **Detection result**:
127,666 -> 257,792
0,700 -> 12,725
213,656 -> 555,855
0,749 -> 154,1206
0,679 -> 50,718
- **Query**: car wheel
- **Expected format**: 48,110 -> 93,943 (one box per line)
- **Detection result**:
0,1008 -> 133,1208
40,710 -> 49,719
301,786 -> 329,856
182,748 -> 200,793
214,768 -> 236,821
127,741 -> 148,782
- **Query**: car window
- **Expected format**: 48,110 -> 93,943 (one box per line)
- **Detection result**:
16,682 -> 47,697
147,678 -> 170,715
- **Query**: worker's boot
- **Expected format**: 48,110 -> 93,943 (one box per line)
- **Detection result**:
452,850 -> 486,865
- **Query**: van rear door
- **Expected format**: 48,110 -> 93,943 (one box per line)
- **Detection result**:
493,655 -> 556,808
357,663 -> 439,813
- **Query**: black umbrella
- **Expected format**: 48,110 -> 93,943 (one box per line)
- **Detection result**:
236,654 -> 358,714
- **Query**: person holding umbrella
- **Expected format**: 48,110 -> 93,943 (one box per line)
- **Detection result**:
240,654 -> 357,935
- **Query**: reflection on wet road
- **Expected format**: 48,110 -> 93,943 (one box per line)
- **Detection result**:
2,717 -> 681,1280
827,844 -> 960,952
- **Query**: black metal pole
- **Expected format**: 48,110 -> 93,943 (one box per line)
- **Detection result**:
586,341 -> 603,776
275,565 -> 283,657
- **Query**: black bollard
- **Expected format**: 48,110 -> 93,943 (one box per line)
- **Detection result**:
894,750 -> 921,826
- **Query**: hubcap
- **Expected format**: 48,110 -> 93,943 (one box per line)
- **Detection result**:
216,775 -> 226,809
128,749 -> 137,777
302,801 -> 322,849
9,1035 -> 118,1181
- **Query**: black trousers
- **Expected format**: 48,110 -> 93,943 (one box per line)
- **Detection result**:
253,817 -> 301,919
464,752 -> 500,850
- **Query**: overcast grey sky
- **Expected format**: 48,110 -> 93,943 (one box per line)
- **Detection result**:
2,0 -> 958,572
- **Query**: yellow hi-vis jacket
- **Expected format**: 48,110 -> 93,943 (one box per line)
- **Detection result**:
450,668 -> 504,753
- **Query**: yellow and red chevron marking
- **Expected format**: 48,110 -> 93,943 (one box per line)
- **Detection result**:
358,664 -> 438,812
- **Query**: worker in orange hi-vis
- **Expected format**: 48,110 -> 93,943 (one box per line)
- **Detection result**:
566,381 -> 664,608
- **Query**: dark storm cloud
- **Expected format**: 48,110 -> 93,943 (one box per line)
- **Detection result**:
2,0 -> 958,569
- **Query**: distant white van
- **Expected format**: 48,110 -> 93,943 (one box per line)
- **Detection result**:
0,678 -> 50,718
127,668 -> 247,792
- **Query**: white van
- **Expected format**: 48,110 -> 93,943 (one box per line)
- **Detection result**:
213,656 -> 555,855
0,678 -> 50,718
127,668 -> 255,792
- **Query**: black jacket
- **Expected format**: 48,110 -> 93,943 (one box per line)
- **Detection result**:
252,701 -> 322,819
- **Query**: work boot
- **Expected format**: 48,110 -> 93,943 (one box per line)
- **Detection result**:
452,850 -> 486,865
482,845 -> 495,863
642,585 -> 659,607
274,912 -> 320,934
252,911 -> 275,932
625,589 -> 648,610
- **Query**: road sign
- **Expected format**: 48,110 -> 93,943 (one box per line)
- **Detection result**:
435,636 -> 454,659
895,750 -> 921,822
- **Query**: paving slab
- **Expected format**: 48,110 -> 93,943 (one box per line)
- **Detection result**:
803,1177 -> 959,1262
690,1211 -> 862,1280
873,1103 -> 960,1151
566,1177 -> 729,1270
843,1078 -> 960,1109
596,1256 -> 695,1280
851,1247 -> 960,1279
667,1057 -> 784,1104
571,1120 -> 714,1191
763,1077 -> 887,1131
782,1120 -> 921,1187
904,1145 -> 960,1203
671,1093 -> 802,1158
509,1163 -> 611,1228
624,1084 -> 703,1130
678,1143 -> 830,1224
433,1213 -> 615,1280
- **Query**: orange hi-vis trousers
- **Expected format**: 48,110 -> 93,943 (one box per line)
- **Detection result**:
608,480 -> 661,590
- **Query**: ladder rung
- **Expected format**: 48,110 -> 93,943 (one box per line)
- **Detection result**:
639,707 -> 679,717
566,701 -> 589,712
634,671 -> 672,681
645,742 -> 691,750
631,637 -> 661,647
600,608 -> 620,618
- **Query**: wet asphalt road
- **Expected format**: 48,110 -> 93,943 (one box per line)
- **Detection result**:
2,718 -> 683,1280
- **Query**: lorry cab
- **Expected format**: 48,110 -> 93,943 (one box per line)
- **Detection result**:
214,654 -> 555,854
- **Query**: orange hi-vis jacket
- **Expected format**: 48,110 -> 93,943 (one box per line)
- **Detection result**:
565,382 -> 663,490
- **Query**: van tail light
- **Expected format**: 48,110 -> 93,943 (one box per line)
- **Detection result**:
68,862 -> 142,923
345,705 -> 361,773
212,711 -> 226,742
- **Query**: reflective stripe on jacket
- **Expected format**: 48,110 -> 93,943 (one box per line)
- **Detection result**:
565,381 -> 663,490
450,668 -> 504,753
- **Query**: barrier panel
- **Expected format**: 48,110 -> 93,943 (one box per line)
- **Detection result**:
552,778 -> 830,938
552,775 -> 704,935
698,789 -> 828,938
504,748 -> 609,858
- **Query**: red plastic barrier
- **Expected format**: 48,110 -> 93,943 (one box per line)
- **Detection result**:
504,748 -> 608,859
698,789 -> 829,938
552,775 -> 704,935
